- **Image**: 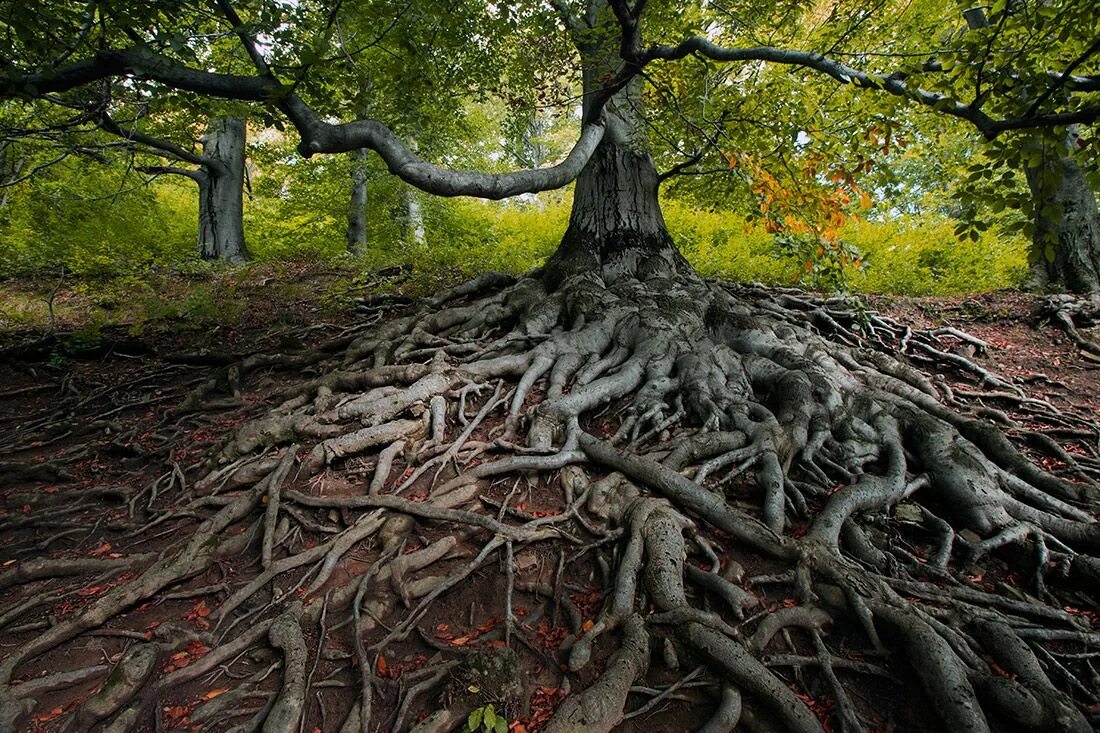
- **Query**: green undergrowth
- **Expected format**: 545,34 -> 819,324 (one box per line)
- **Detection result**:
0,257 -> 349,339
1,171 -> 1031,339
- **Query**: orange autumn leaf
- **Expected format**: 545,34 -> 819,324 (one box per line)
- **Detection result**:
581,620 -> 594,632
76,584 -> 110,596
34,707 -> 63,723
187,599 -> 210,619
200,688 -> 229,701
377,655 -> 389,676
450,635 -> 471,646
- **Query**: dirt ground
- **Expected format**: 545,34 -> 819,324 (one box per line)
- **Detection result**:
1,272 -> 1097,733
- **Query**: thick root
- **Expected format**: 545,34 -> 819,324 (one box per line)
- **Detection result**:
1,271 -> 1097,733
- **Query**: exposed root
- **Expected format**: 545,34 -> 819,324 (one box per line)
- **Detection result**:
1,270 -> 1098,732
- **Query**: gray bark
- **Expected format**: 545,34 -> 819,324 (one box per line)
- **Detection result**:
198,116 -> 249,263
405,188 -> 425,246
347,149 -> 369,254
1025,140 -> 1100,293
544,1 -> 690,287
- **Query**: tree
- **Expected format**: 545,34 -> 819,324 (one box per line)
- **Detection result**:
1023,129 -> 1100,291
1,2 -> 1098,732
346,148 -> 369,254
99,114 -> 250,262
195,115 -> 249,262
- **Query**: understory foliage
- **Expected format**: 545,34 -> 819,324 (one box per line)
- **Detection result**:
0,165 -> 1029,297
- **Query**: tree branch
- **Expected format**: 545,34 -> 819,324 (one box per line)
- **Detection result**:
658,149 -> 708,184
1028,36 -> 1100,116
0,47 -> 607,200
99,112 -> 215,169
136,164 -> 207,183
634,37 -> 1100,137
0,152 -> 73,188
281,96 -> 605,197
211,0 -> 273,76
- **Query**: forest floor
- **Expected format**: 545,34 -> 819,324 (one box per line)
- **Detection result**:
1,264 -> 1098,733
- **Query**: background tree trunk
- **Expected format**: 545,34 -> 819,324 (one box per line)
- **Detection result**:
1024,135 -> 1100,293
544,3 -> 690,287
346,149 -> 369,255
198,116 -> 249,263
405,188 -> 425,247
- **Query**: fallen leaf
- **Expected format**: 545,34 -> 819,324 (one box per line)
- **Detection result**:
76,585 -> 110,597
33,707 -> 63,723
200,688 -> 229,701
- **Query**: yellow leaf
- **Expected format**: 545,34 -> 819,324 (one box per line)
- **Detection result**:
201,688 -> 229,701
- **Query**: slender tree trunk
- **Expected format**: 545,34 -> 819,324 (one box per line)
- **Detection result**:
1024,135 -> 1100,293
198,116 -> 249,263
545,5 -> 689,287
405,188 -> 426,246
347,149 -> 369,254
0,142 -> 21,209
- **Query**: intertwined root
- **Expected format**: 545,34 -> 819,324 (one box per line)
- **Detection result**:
1,271 -> 1098,733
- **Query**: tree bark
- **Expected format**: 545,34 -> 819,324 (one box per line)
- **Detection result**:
198,116 -> 249,263
405,188 -> 425,247
1024,136 -> 1100,293
544,3 -> 690,288
347,149 -> 369,255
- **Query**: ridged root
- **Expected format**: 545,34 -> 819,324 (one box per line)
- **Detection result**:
1,270 -> 1097,733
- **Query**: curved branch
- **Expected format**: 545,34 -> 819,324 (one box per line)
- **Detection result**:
99,113 -> 215,169
282,97 -> 605,198
633,37 -> 1100,137
136,164 -> 206,183
0,48 -> 606,200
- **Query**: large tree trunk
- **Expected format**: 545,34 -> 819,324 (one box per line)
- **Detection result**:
1025,137 -> 1100,293
544,14 -> 690,287
346,149 -> 369,255
198,116 -> 249,263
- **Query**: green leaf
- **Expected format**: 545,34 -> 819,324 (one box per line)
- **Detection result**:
494,718 -> 508,733
468,708 -> 483,731
1045,244 -> 1056,263
484,704 -> 496,729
